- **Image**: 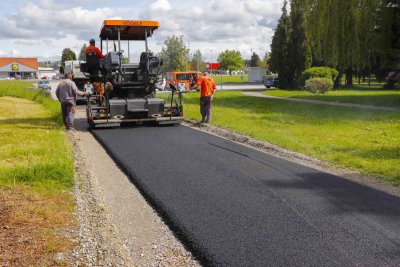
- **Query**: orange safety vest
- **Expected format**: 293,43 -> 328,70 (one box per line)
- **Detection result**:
197,76 -> 216,97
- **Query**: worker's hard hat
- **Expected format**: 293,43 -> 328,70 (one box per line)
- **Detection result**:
89,39 -> 95,45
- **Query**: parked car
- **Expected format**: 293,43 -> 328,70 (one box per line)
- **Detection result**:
0,77 -> 15,80
38,80 -> 51,90
264,77 -> 279,88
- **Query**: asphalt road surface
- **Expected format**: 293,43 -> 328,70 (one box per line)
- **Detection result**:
92,125 -> 400,267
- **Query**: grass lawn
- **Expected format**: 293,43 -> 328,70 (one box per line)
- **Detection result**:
177,90 -> 400,184
0,81 -> 75,266
263,83 -> 400,108
212,74 -> 248,84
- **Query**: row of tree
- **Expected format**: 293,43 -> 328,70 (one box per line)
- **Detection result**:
158,35 -> 253,74
270,0 -> 400,88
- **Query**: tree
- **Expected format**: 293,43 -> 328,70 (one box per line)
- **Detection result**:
374,0 -> 400,87
52,61 -> 60,70
288,0 -> 311,87
270,0 -> 291,88
122,57 -> 129,64
218,50 -> 244,74
250,52 -> 261,67
78,44 -> 87,61
191,50 -> 204,71
61,48 -> 76,68
306,0 -> 381,87
258,52 -> 269,69
159,35 -> 190,72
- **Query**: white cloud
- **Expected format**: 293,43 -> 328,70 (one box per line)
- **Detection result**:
150,0 -> 172,11
244,0 -> 283,17
0,3 -> 117,41
14,39 -> 49,46
10,49 -> 20,57
139,0 -> 282,58
0,0 -> 283,59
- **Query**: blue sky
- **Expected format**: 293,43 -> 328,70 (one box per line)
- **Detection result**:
0,0 -> 282,62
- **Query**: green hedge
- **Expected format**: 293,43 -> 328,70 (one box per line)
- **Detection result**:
298,67 -> 338,87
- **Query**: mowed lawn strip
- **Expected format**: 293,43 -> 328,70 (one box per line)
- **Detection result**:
263,85 -> 400,108
213,74 -> 248,84
175,90 -> 400,184
0,81 -> 76,266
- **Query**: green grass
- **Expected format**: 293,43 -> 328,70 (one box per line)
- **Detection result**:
0,81 -> 73,191
212,74 -> 248,84
179,91 -> 400,184
0,81 -> 76,265
264,84 -> 400,108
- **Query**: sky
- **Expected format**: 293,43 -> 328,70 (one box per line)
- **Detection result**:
0,0 -> 283,62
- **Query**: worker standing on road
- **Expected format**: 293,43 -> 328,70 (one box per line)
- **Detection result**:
84,39 -> 105,59
191,71 -> 216,123
56,73 -> 89,130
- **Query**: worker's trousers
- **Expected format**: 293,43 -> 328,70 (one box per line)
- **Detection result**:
61,102 -> 75,129
200,96 -> 212,123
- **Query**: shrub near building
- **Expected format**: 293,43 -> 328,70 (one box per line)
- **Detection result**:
298,67 -> 338,87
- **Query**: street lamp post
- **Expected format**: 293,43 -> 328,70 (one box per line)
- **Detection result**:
250,48 -> 253,67
210,49 -> 213,76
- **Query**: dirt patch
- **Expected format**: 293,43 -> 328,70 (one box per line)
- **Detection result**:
183,119 -> 400,198
0,186 -> 75,267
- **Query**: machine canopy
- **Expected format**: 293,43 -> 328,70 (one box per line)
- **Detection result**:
99,20 -> 160,40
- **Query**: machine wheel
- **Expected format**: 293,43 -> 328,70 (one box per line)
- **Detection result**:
87,120 -> 95,130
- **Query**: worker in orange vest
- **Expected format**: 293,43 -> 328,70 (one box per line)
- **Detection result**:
191,72 -> 216,123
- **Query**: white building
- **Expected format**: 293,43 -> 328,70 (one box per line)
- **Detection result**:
38,67 -> 57,80
245,67 -> 266,83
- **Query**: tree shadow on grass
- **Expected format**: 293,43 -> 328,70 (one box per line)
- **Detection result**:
287,94 -> 400,108
333,146 -> 400,160
215,94 -> 399,124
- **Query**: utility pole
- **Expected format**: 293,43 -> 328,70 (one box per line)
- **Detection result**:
210,49 -> 213,76
250,48 -> 253,67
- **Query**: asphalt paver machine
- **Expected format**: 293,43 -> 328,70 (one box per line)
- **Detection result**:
80,20 -> 183,128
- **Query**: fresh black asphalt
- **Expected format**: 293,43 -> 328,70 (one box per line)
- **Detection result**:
92,125 -> 400,267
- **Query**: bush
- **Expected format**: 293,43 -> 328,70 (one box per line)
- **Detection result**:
304,78 -> 333,93
298,67 -> 338,87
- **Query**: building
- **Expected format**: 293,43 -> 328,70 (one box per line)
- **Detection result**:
0,57 -> 38,79
38,67 -> 57,80
245,67 -> 266,83
205,62 -> 220,71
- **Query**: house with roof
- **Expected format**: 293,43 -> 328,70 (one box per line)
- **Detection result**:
0,58 -> 38,79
